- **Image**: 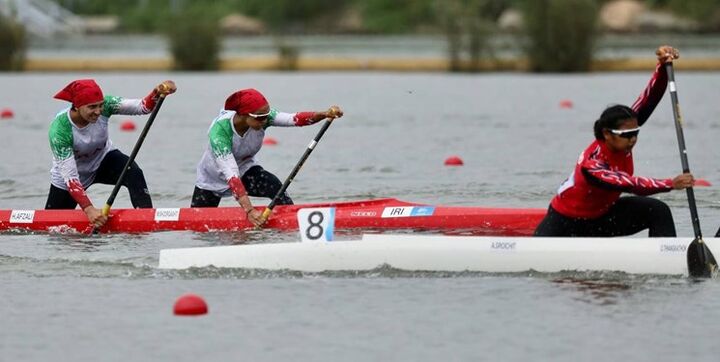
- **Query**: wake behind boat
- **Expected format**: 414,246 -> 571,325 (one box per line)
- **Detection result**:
158,234 -> 720,276
0,198 -> 545,234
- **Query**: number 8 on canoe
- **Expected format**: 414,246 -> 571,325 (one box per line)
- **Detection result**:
297,208 -> 335,242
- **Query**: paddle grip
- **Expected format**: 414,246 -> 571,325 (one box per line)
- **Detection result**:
260,208 -> 272,221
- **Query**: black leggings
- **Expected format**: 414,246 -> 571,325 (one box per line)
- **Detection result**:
533,196 -> 676,237
44,150 -> 152,209
191,165 -> 293,207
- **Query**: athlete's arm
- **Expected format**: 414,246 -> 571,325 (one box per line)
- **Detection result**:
49,124 -> 107,227
581,158 -> 673,195
207,120 -> 265,226
102,80 -> 177,116
631,46 -> 678,126
267,106 -> 343,127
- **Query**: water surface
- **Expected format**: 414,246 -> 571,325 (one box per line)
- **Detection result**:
1,71 -> 720,361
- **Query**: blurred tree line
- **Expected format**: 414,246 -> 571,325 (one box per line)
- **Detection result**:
51,0 -> 720,33
0,13 -> 26,70
50,0 -> 523,71
2,0 -> 718,71
646,0 -> 720,25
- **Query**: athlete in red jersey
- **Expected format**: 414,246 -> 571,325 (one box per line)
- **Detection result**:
534,46 -> 695,237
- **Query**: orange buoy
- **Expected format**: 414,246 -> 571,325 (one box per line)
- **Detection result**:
1,108 -> 14,119
173,294 -> 208,316
559,99 -> 574,109
120,120 -> 136,131
444,156 -> 464,166
263,137 -> 278,145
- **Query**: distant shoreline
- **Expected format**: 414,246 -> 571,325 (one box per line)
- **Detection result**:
21,57 -> 720,72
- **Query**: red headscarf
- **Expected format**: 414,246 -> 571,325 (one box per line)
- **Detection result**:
224,89 -> 268,115
54,79 -> 104,108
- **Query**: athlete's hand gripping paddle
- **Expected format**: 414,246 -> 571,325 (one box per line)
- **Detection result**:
257,108 -> 341,228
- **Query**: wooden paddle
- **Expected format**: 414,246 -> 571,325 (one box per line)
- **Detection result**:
665,63 -> 718,277
92,92 -> 168,234
258,117 -> 336,226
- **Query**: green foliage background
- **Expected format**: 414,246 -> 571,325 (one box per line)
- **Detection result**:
25,0 -> 720,72
50,0 -> 720,34
0,14 -> 26,71
166,5 -> 221,70
522,0 -> 599,72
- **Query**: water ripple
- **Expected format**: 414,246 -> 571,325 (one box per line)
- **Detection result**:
0,255 -> 700,283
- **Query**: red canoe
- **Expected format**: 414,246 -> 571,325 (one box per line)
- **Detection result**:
0,198 -> 545,235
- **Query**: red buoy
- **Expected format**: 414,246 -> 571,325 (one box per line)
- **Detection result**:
559,99 -> 574,109
444,156 -> 464,166
1,108 -> 14,119
120,120 -> 136,131
695,179 -> 711,187
173,294 -> 208,316
263,137 -> 278,145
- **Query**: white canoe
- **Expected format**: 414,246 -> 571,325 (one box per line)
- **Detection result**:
158,234 -> 720,276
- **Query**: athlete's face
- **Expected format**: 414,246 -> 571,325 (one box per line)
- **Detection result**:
77,101 -> 103,123
603,118 -> 639,153
245,105 -> 270,130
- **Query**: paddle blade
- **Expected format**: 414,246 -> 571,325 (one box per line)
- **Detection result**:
695,179 -> 711,187
687,238 -> 718,278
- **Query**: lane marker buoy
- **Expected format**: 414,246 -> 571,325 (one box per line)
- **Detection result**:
173,294 -> 208,316
444,156 -> 464,166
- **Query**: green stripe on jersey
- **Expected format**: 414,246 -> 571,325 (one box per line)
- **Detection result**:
101,95 -> 123,117
264,108 -> 279,129
48,112 -> 74,160
208,118 -> 234,158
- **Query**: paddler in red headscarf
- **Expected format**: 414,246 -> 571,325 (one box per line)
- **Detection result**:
192,88 -> 343,227
46,79 -> 177,228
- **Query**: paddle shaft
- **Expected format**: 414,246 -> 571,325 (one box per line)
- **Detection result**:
665,63 -> 702,239
261,120 -> 334,221
666,63 -> 717,277
102,95 -> 166,216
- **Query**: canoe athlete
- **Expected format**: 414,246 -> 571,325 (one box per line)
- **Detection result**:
191,88 -> 343,227
534,46 -> 695,237
46,79 -> 177,228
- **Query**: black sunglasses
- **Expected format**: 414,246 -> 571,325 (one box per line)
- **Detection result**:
609,127 -> 640,139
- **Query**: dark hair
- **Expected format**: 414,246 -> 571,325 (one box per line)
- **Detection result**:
593,105 -> 638,140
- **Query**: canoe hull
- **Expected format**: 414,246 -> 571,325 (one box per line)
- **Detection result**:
0,198 -> 545,235
159,234 -> 720,276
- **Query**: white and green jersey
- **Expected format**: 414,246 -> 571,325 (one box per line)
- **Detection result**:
48,95 -> 152,190
195,108 -> 303,195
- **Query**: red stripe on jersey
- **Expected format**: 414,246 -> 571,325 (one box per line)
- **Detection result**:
293,112 -> 317,126
141,89 -> 160,113
228,176 -> 247,200
67,178 -> 92,210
